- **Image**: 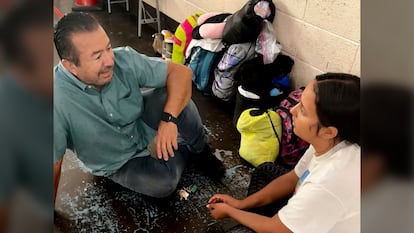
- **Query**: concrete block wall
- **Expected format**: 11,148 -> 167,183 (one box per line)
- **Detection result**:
144,0 -> 360,88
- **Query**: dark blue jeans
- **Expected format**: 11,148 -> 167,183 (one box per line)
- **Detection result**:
109,88 -> 207,198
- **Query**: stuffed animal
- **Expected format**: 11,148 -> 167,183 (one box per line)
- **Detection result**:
192,12 -> 231,40
172,12 -> 202,64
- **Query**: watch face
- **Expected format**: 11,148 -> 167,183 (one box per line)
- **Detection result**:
162,112 -> 177,124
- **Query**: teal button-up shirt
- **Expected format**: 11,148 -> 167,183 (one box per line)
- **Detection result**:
54,46 -> 167,176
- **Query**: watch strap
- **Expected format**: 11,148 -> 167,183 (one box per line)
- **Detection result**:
161,112 -> 178,124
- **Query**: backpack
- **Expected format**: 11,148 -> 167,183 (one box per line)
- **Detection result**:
212,42 -> 256,101
222,0 -> 276,44
188,46 -> 225,94
232,54 -> 294,125
237,108 -> 282,167
172,12 -> 202,64
274,88 -> 310,168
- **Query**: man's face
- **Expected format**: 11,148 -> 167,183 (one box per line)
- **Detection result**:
66,26 -> 114,89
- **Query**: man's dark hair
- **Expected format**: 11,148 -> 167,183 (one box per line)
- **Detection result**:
54,12 -> 100,66
314,73 -> 360,145
0,1 -> 51,69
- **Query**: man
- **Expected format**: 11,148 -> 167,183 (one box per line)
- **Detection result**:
53,12 -> 225,203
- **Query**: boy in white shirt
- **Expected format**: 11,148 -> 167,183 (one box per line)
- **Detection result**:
207,73 -> 360,233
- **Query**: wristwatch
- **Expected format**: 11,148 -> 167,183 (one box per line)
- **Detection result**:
161,112 -> 178,124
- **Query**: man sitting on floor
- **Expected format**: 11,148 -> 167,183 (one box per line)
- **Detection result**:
53,12 -> 225,203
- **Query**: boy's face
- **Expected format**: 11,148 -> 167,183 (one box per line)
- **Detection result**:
289,81 -> 321,144
64,26 -> 114,89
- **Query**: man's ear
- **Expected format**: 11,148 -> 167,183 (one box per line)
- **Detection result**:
319,126 -> 338,140
61,59 -> 78,76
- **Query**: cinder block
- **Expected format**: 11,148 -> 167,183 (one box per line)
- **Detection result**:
223,0 -> 245,13
186,0 -> 224,12
350,47 -> 360,76
274,0 -> 306,19
289,57 -> 323,88
164,1 -> 199,22
304,0 -> 360,42
274,11 -> 302,57
295,22 -> 359,72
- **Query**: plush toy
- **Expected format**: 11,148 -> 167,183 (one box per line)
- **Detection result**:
192,12 -> 231,40
172,12 -> 202,64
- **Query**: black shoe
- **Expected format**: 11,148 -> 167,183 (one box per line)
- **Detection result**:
191,145 -> 226,180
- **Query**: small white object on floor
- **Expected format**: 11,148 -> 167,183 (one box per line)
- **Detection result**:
178,189 -> 189,201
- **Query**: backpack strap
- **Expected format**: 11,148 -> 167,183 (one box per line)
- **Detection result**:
284,96 -> 299,106
265,110 -> 281,155
275,107 -> 303,145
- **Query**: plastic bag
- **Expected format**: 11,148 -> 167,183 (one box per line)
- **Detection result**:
255,20 -> 282,64
237,108 -> 282,167
152,33 -> 163,55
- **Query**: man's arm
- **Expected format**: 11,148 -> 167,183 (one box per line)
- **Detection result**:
156,62 -> 192,160
53,157 -> 63,205
163,61 -> 192,119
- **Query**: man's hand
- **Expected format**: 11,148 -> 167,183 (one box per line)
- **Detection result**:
156,121 -> 178,161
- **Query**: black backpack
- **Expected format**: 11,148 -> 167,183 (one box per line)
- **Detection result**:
222,0 -> 276,44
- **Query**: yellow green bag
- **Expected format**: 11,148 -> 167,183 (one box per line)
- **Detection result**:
236,108 -> 282,167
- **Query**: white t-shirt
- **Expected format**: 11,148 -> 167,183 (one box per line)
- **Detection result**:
278,141 -> 360,233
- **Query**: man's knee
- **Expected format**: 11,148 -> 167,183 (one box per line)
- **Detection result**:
180,99 -> 198,117
151,172 -> 180,198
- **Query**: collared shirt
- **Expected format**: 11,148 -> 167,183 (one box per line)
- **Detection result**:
54,46 -> 167,176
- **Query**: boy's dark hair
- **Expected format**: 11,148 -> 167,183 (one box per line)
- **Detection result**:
0,1 -> 51,69
314,73 -> 360,145
54,12 -> 100,66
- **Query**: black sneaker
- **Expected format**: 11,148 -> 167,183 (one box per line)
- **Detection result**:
191,145 -> 226,180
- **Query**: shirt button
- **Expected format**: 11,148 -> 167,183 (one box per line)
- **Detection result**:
109,113 -> 113,117
117,127 -> 121,130
87,85 -> 92,88
130,135 -> 134,138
